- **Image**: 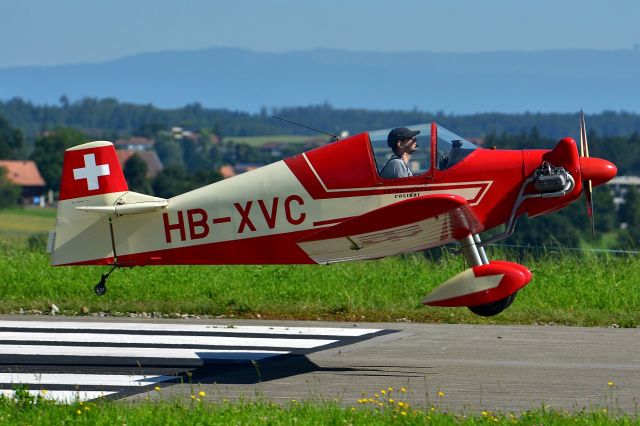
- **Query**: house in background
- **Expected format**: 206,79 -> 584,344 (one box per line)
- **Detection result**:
114,136 -> 155,152
115,150 -> 164,178
218,163 -> 265,179
0,160 -> 46,205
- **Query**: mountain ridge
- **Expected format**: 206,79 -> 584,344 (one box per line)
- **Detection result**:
1,47 -> 638,114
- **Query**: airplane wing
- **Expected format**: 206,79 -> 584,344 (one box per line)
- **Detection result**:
297,194 -> 482,263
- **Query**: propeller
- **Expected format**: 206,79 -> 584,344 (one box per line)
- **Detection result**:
579,110 -> 595,238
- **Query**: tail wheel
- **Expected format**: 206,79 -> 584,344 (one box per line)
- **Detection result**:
468,292 -> 517,317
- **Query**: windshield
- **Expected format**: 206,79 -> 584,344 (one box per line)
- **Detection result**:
368,123 -> 431,177
436,125 -> 478,170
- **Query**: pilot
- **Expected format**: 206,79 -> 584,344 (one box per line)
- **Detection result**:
379,127 -> 420,179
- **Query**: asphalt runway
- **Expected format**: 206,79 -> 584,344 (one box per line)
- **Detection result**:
0,316 -> 638,414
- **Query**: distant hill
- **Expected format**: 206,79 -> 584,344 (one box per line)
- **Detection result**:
0,48 -> 639,114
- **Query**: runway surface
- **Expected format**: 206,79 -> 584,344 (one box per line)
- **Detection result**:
1,316 -> 638,414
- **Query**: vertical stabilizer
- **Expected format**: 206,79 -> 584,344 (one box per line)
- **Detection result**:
50,141 -> 129,265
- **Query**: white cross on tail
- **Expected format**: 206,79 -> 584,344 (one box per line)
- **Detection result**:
73,154 -> 110,190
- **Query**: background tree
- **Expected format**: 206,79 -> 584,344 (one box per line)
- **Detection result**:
617,186 -> 640,247
30,127 -> 86,190
0,114 -> 25,159
0,166 -> 21,208
123,154 -> 151,194
151,165 -> 194,198
154,133 -> 184,168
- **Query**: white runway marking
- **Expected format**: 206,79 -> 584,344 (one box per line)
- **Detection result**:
0,345 -> 287,359
0,320 -> 381,336
0,332 -> 336,349
0,373 -> 174,386
1,389 -> 116,403
0,320 -> 384,403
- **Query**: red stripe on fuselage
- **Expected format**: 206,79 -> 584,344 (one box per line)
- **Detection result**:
54,229 -> 318,266
285,154 -> 490,202
312,216 -> 355,226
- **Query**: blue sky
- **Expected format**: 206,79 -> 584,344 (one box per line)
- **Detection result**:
1,0 -> 639,68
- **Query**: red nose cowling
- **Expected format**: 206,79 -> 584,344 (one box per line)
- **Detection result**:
579,157 -> 617,186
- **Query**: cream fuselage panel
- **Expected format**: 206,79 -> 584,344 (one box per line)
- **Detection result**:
111,161 -> 397,257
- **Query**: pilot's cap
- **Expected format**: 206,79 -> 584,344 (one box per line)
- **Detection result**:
387,127 -> 420,148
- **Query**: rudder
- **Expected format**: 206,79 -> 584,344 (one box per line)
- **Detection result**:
50,141 -> 129,265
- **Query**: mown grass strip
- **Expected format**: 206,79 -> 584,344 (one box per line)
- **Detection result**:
0,393 -> 636,426
1,244 -> 639,326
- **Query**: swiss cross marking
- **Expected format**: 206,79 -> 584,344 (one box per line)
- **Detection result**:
73,153 -> 110,191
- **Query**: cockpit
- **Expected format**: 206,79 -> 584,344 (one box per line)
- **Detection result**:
368,123 -> 478,178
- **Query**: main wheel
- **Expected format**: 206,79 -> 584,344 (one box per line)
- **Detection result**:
468,292 -> 517,317
94,282 -> 107,296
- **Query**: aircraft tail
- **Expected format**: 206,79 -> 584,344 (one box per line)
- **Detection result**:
49,141 -> 129,266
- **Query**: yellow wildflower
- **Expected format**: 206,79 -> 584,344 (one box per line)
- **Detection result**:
198,390 -> 206,397
154,386 -> 161,392
388,387 -> 393,392
389,398 -> 395,404
400,387 -> 406,393
374,393 -> 379,399
437,391 -> 445,397
607,381 -> 615,387
190,395 -> 195,400
381,390 -> 386,395
401,411 -> 407,416
76,410 -> 82,415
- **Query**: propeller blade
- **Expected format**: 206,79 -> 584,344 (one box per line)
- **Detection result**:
585,179 -> 595,238
579,110 -> 595,238
579,110 -> 589,158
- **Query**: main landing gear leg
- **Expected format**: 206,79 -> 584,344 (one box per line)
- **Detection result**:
459,234 -> 489,267
95,265 -> 118,296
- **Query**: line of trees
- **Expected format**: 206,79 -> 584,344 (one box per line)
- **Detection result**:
2,101 -> 640,250
2,97 -> 640,147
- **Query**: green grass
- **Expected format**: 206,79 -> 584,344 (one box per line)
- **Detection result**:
1,208 -> 638,326
0,208 -> 56,251
0,208 -> 55,232
0,393 -> 635,425
0,245 -> 639,326
222,135 -> 316,147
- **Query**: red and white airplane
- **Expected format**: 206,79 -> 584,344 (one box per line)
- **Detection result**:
48,113 -> 616,316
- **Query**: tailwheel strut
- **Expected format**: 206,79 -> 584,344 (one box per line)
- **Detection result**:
95,264 -> 118,296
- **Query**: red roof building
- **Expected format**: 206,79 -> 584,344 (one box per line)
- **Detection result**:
116,150 -> 164,178
0,160 -> 46,201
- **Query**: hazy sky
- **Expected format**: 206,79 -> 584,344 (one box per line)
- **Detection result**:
1,0 -> 639,68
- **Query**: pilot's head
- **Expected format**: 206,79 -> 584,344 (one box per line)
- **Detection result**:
387,127 -> 420,155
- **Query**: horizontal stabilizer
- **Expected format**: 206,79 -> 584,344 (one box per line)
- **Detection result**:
422,261 -> 532,307
77,199 -> 168,215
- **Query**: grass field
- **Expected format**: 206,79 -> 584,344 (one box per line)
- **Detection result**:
0,208 -> 638,326
0,394 -> 634,425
